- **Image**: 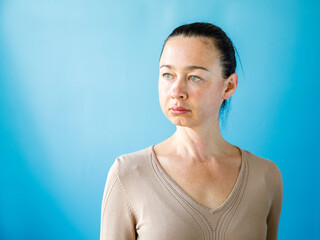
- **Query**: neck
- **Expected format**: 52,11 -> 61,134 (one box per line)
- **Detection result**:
166,120 -> 233,163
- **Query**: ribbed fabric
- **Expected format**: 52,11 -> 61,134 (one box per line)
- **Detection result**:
100,145 -> 283,240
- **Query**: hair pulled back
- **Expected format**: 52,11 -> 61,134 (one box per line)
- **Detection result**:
160,22 -> 239,127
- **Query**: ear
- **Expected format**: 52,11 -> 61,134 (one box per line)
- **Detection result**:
222,73 -> 238,99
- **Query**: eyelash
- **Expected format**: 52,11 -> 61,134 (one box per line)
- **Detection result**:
188,75 -> 201,82
162,73 -> 202,82
163,73 -> 173,79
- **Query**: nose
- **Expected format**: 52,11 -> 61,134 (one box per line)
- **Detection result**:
170,76 -> 188,100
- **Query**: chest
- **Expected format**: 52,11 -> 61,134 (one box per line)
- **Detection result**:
157,157 -> 241,209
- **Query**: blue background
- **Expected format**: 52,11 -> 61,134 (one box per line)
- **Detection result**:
1,0 -> 319,239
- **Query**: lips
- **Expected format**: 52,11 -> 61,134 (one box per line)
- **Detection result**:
170,106 -> 190,111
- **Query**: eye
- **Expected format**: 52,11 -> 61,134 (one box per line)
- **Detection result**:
189,75 -> 201,82
163,73 -> 173,80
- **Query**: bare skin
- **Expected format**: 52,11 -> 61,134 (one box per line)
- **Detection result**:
154,35 -> 241,209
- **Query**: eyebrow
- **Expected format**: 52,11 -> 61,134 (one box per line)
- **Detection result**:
159,64 -> 210,72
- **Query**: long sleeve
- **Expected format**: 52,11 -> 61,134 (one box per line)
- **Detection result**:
266,162 -> 283,240
100,161 -> 136,240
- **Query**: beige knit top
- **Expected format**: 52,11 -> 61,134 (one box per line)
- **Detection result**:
100,145 -> 283,240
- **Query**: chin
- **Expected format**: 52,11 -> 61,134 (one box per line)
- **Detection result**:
169,117 -> 192,127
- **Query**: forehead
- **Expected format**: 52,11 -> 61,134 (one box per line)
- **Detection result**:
160,36 -> 220,68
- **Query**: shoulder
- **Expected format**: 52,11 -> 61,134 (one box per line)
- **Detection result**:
242,148 -> 282,194
243,148 -> 281,178
109,145 -> 152,182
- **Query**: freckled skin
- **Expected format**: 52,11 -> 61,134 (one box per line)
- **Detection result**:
155,35 -> 241,209
158,36 -> 235,129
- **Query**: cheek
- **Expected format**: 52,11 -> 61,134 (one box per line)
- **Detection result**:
194,87 -> 222,113
158,81 -> 169,109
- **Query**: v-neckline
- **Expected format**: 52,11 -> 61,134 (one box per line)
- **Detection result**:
150,144 -> 247,214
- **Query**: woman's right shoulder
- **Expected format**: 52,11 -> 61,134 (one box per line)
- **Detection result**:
108,145 -> 153,179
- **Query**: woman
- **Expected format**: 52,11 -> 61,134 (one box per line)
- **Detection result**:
100,22 -> 283,240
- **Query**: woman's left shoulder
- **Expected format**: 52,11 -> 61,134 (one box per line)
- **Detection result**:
242,148 -> 282,180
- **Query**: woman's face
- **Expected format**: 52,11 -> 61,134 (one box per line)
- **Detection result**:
159,35 -> 230,128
